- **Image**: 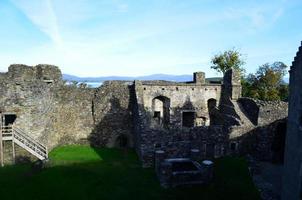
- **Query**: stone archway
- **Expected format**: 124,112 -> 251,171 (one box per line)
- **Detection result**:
152,96 -> 171,127
114,134 -> 129,148
207,98 -> 217,112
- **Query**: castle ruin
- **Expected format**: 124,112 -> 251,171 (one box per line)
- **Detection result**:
0,64 -> 288,167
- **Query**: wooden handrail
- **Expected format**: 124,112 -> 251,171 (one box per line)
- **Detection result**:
13,127 -> 46,151
1,125 -> 48,160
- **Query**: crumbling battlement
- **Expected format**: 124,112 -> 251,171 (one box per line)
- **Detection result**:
5,64 -> 62,82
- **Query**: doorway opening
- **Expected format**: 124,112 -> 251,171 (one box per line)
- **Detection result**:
182,111 -> 195,128
2,114 -> 17,126
115,135 -> 128,148
152,96 -> 170,127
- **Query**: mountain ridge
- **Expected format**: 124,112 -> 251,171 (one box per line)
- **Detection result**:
63,73 -> 196,82
63,74 -> 289,83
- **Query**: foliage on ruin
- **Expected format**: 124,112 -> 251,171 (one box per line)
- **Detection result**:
211,49 -> 245,75
242,62 -> 289,101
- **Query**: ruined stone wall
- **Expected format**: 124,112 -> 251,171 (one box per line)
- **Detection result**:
0,64 -> 290,169
227,98 -> 288,162
138,81 -> 221,128
0,65 -> 62,143
42,84 -> 95,148
237,98 -> 260,125
135,126 -> 228,167
282,43 -> 302,200
133,68 -> 289,167
0,65 -> 135,160
133,75 -> 225,167
255,100 -> 288,126
89,81 -> 134,148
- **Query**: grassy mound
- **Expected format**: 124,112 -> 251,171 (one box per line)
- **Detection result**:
0,145 -> 259,200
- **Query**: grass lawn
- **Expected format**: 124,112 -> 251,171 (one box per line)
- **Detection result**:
0,145 -> 260,200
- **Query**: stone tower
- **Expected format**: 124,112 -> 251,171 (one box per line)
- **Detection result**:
193,72 -> 205,85
222,68 -> 242,100
282,42 -> 302,200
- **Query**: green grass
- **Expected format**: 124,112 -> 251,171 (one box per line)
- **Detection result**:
0,145 -> 260,200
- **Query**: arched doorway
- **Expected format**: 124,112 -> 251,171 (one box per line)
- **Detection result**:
115,134 -> 128,148
207,98 -> 217,112
152,96 -> 170,127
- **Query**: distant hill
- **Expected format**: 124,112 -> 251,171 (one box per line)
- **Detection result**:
63,74 -> 194,82
63,73 -> 289,85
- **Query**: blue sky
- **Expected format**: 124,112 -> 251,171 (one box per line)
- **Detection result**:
0,0 -> 301,77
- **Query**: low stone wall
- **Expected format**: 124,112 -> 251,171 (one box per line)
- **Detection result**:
137,126 -> 227,167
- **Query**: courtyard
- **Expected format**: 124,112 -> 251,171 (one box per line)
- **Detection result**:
0,145 -> 259,200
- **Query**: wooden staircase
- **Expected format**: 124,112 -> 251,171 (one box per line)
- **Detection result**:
0,125 -> 48,166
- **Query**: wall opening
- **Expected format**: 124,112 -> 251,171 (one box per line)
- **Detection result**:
115,135 -> 128,148
153,111 -> 161,121
207,98 -> 217,111
271,122 -> 287,164
196,117 -> 206,126
152,96 -> 170,127
2,114 -> 17,126
208,98 -> 217,125
182,111 -> 195,127
230,142 -> 238,151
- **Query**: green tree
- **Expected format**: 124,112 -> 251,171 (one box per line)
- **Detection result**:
242,62 -> 288,101
211,49 -> 245,75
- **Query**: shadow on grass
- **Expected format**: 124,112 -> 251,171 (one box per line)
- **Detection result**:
0,146 -> 260,200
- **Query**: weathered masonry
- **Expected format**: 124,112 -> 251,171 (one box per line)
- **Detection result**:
133,69 -> 287,166
135,72 -> 221,128
0,64 -> 288,167
282,42 -> 302,200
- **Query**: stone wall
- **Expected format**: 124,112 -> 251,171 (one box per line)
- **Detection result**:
137,81 -> 222,128
282,42 -> 302,200
133,69 -> 241,167
89,81 -> 134,148
0,64 -> 290,169
136,126 -> 228,167
0,65 -> 135,163
133,68 -> 289,167
256,100 -> 288,126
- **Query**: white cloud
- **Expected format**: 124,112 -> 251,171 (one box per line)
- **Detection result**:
2,0 -> 297,77
10,0 -> 62,45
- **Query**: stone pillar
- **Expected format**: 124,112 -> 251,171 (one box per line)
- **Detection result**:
202,160 -> 214,184
190,149 -> 200,161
